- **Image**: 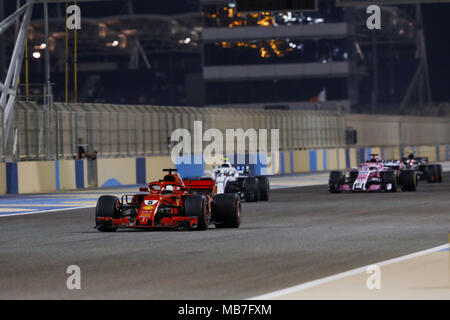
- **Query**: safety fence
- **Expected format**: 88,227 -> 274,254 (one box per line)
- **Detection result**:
3,102 -> 345,161
2,102 -> 450,162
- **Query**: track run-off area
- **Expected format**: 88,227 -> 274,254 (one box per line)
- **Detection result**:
0,171 -> 449,299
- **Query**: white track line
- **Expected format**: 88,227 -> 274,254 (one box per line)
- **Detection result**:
0,206 -> 94,217
248,243 -> 450,300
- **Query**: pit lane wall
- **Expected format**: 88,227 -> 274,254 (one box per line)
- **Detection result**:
1,144 -> 449,194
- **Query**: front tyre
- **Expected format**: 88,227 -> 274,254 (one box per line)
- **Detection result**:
382,171 -> 397,192
329,171 -> 344,193
399,170 -> 417,191
95,195 -> 120,232
185,195 -> 208,230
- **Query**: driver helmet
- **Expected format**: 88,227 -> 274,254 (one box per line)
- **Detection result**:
162,185 -> 174,194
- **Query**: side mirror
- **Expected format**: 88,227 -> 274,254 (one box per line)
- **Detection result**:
139,187 -> 149,192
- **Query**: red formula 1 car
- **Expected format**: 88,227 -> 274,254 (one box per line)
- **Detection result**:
95,169 -> 241,231
328,154 -> 417,193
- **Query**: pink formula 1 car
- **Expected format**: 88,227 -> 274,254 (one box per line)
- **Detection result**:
328,154 -> 417,193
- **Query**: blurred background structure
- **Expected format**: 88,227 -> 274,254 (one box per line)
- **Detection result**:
1,0 -> 449,110
0,0 -> 449,162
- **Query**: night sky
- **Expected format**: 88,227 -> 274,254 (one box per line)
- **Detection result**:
422,3 -> 450,102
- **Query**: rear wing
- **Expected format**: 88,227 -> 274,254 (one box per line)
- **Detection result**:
401,157 -> 428,164
233,165 -> 250,175
382,160 -> 401,170
415,157 -> 428,164
183,178 -> 215,194
210,164 -> 250,173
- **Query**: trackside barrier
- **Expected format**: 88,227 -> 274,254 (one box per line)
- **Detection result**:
16,161 -> 56,194
1,145 -> 449,194
96,158 -> 136,187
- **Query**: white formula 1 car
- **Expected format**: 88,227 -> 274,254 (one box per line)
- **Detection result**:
208,159 -> 270,202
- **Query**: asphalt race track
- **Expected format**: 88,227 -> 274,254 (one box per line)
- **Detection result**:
1,173 -> 450,299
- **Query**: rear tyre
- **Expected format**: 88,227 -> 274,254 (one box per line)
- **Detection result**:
95,195 -> 120,232
243,177 -> 259,202
399,170 -> 417,191
256,176 -> 270,201
329,171 -> 344,193
214,193 -> 241,228
437,164 -> 443,182
426,164 -> 442,183
224,180 -> 239,193
382,171 -> 397,192
185,195 -> 208,230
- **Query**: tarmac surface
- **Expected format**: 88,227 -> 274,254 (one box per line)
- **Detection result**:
1,173 -> 449,299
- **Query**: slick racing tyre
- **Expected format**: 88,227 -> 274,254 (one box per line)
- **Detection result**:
224,180 -> 240,194
382,171 -> 397,192
95,195 -> 120,232
399,170 -> 417,191
214,193 -> 241,228
426,164 -> 443,183
185,195 -> 208,230
256,175 -> 270,201
243,177 -> 259,202
329,171 -> 344,193
437,164 -> 444,182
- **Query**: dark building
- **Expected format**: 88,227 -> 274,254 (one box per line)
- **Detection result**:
200,0 -> 421,112
201,0 -> 351,111
1,1 -> 428,113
